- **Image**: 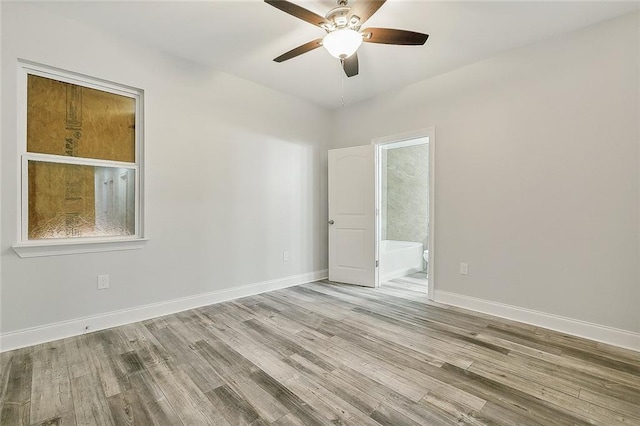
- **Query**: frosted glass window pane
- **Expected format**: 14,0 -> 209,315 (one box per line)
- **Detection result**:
28,161 -> 135,239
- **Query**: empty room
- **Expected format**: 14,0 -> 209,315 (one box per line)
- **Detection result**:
1,1 -> 639,425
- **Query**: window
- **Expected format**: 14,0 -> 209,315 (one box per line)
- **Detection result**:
13,62 -> 146,257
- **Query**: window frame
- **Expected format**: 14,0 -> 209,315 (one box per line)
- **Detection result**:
12,61 -> 147,258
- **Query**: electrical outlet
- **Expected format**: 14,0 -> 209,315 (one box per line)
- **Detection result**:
97,274 -> 110,290
459,263 -> 469,276
283,251 -> 289,262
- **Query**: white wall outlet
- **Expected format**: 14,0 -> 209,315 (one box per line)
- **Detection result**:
283,251 -> 289,262
97,274 -> 110,290
459,263 -> 469,275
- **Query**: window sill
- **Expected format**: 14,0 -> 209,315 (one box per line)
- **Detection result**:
12,238 -> 149,258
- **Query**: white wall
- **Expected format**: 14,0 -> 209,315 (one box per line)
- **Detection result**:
333,13 -> 640,334
1,3 -> 638,350
1,3 -> 330,345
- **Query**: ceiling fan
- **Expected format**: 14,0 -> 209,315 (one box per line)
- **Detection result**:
265,0 -> 429,77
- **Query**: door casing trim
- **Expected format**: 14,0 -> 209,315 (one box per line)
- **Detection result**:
372,127 -> 436,299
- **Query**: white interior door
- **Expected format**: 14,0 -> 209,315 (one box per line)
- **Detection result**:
328,145 -> 376,287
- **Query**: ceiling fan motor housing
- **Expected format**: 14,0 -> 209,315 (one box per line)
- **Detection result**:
324,6 -> 352,31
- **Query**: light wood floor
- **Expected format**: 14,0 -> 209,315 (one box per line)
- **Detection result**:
1,279 -> 639,425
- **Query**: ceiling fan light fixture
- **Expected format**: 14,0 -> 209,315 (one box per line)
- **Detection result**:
323,28 -> 363,59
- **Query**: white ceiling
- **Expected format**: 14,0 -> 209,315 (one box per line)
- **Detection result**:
31,0 -> 639,110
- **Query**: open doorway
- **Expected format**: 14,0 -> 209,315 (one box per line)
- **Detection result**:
375,129 -> 435,297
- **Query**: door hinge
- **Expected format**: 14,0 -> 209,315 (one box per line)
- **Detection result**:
375,260 -> 379,267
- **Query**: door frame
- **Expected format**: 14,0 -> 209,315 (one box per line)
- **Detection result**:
372,128 -> 436,299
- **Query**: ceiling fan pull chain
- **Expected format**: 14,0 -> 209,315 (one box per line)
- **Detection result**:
341,59 -> 345,107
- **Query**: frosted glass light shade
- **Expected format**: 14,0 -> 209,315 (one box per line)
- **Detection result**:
323,29 -> 363,59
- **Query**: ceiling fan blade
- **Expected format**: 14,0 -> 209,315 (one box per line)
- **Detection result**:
274,39 -> 323,62
362,28 -> 429,45
264,0 -> 328,28
342,53 -> 359,77
348,0 -> 386,27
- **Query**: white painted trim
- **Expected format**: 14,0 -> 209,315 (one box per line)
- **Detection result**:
427,129 -> 436,301
23,153 -> 138,169
15,59 -> 146,248
20,59 -> 142,98
379,137 -> 428,150
372,128 -> 433,146
435,290 -> 640,351
0,269 -> 328,352
372,127 -> 436,300
12,238 -> 149,258
374,143 -> 381,288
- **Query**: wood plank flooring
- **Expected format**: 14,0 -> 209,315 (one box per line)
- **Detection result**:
1,279 -> 639,425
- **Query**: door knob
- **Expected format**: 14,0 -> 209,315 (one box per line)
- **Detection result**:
328,220 -> 335,225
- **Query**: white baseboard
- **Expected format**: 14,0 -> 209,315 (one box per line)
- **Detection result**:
0,269 -> 328,352
434,290 -> 640,352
